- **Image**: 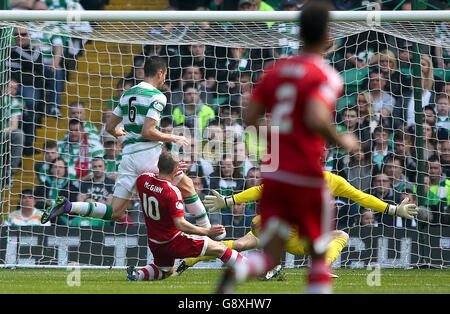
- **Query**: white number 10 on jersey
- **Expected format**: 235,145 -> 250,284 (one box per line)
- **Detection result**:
142,193 -> 160,221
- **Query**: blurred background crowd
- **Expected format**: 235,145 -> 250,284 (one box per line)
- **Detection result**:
3,0 -> 450,237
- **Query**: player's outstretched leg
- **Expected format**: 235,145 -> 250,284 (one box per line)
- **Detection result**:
173,239 -> 238,276
41,196 -> 72,224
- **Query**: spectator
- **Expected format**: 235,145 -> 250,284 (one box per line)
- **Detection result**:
30,1 -> 64,118
232,141 -> 258,178
216,47 -> 264,97
106,77 -> 135,109
366,69 -> 397,120
434,19 -> 450,69
222,202 -> 255,231
372,49 -> 412,101
3,189 -> 50,226
423,104 -> 448,141
2,78 -> 25,187
208,0 -> 239,10
180,44 -> 218,93
382,153 -> 413,195
242,166 -> 261,214
10,0 -> 35,9
218,103 -> 245,141
327,0 -> 364,10
67,101 -> 101,142
35,140 -> 59,186
427,155 -> 448,204
406,55 -> 439,127
392,131 -> 417,183
355,91 -> 378,135
435,94 -> 450,131
423,122 -> 439,161
345,143 -> 373,193
172,82 -> 216,136
438,139 -> 450,177
202,119 -> 225,161
57,118 -> 105,181
102,133 -> 122,180
9,27 -> 44,154
186,139 -> 215,187
371,173 -> 399,226
169,65 -> 214,107
396,39 -> 413,69
356,208 -> 377,226
209,157 -> 245,196
272,1 -> 300,58
77,158 -> 115,207
340,106 -> 371,144
142,43 -> 182,91
34,157 -> 79,215
372,126 -> 393,173
420,174 -> 447,224
337,30 -> 389,70
43,0 -> 93,75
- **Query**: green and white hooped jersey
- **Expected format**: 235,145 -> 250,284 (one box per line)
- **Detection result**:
113,81 -> 166,155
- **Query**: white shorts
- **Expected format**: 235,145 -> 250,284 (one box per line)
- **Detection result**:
113,146 -> 162,199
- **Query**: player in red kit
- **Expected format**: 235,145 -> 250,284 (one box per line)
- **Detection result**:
216,1 -> 358,294
127,151 -> 244,282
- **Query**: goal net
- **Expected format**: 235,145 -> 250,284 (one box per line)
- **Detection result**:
0,10 -> 449,269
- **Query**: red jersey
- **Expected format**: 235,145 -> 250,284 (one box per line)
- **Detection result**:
136,172 -> 185,243
251,53 -> 343,181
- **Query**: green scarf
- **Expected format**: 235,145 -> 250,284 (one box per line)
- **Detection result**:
48,177 -> 69,201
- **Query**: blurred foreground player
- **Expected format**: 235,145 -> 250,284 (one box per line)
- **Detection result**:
216,1 -> 359,294
127,151 -> 244,281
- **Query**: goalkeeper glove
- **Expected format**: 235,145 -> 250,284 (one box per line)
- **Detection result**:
204,190 -> 235,212
384,197 -> 418,219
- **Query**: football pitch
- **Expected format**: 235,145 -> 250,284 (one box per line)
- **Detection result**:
0,268 -> 449,294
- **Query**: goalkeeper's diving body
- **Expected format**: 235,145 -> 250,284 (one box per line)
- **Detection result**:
173,171 -> 418,278
41,56 -> 224,239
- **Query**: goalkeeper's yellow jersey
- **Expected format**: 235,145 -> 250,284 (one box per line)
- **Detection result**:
233,171 -> 388,213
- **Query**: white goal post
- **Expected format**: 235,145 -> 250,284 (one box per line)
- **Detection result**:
0,9 -> 450,270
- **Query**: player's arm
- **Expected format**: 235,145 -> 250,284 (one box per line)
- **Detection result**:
204,185 -> 264,212
243,99 -> 265,128
173,216 -> 225,238
141,117 -> 189,147
106,113 -> 125,138
325,171 -> 418,219
305,97 -> 358,152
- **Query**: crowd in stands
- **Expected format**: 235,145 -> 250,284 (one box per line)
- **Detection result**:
3,0 -> 450,233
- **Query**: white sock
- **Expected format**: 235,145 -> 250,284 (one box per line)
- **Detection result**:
183,194 -> 211,227
70,202 -> 113,220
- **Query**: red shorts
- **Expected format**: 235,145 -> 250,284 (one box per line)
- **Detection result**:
148,232 -> 208,268
259,177 -> 333,243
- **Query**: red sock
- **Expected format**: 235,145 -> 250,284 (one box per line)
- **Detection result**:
306,257 -> 332,294
219,248 -> 243,267
139,264 -> 168,281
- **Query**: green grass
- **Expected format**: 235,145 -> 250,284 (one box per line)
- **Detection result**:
1,268 -> 449,294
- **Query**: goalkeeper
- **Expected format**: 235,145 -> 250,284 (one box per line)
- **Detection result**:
173,171 -> 418,278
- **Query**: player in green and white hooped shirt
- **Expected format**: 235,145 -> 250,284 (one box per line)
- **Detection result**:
42,56 -> 222,238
